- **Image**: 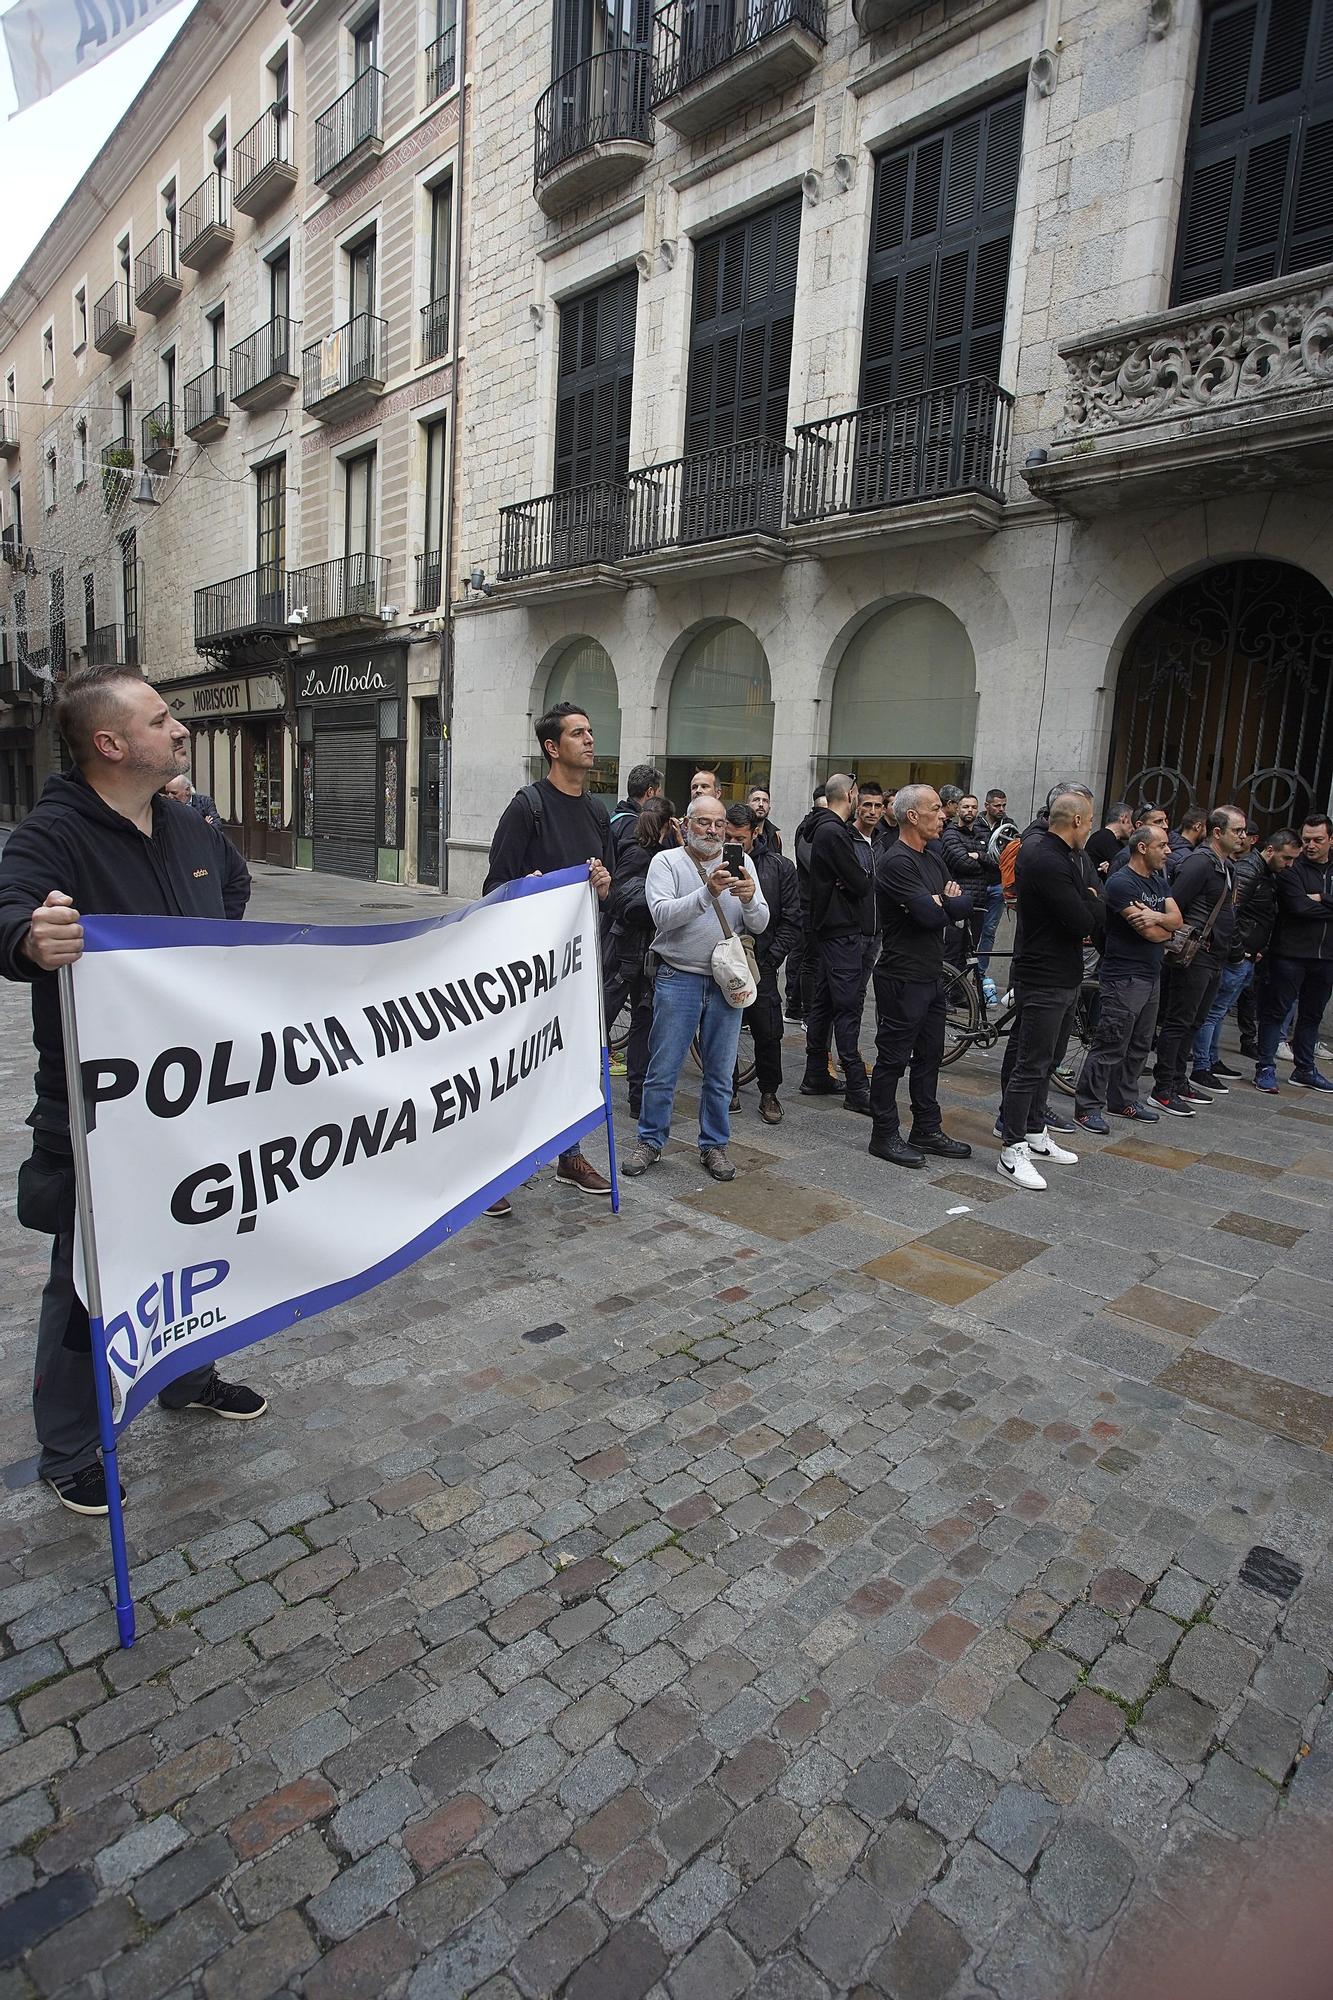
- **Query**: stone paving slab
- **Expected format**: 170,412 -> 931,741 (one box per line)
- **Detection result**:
1,863 -> 1331,1996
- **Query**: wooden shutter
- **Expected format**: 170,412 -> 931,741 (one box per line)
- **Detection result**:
860,92 -> 1023,411
685,194 -> 801,454
1173,0 -> 1333,302
554,271 -> 637,489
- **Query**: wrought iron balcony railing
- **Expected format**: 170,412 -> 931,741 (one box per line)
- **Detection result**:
183,365 -> 229,439
415,549 -> 443,610
421,295 -> 449,363
93,282 -> 133,353
302,313 -> 386,411
179,174 -> 232,265
0,402 -> 17,457
625,439 -> 790,553
231,318 -> 300,407
426,24 -> 456,101
233,104 -> 298,214
287,553 -> 388,624
315,68 -> 384,185
534,49 -> 652,186
790,379 -> 1013,523
499,481 -> 628,579
651,0 -> 826,103
89,623 -> 139,667
141,402 -> 176,469
134,229 -> 180,312
194,567 -> 289,646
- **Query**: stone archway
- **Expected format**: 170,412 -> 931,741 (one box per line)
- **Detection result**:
1106,561 -> 1333,832
664,620 -> 775,806
537,635 -> 622,799
827,598 -> 978,794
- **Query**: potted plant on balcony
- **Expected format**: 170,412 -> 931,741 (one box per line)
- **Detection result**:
145,413 -> 176,471
101,441 -> 134,514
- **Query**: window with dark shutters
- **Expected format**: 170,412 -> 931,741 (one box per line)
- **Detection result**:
685,193 -> 801,453
1173,0 -> 1333,304
860,92 -> 1024,410
553,271 -> 638,490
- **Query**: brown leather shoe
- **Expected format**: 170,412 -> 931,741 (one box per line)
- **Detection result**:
555,1153 -> 612,1197
484,1196 -> 512,1217
759,1093 -> 783,1124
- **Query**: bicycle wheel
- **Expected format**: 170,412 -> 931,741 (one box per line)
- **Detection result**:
608,995 -> 632,1056
1049,985 -> 1099,1097
939,966 -> 982,1067
689,1023 -> 757,1088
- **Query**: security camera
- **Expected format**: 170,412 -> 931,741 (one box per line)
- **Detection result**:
469,567 -> 493,597
379,604 -> 399,622
288,606 -> 307,625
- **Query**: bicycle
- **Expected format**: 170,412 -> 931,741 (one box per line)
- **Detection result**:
939,952 -> 1100,1097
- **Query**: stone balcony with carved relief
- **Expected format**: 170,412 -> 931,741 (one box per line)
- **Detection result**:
1023,265 -> 1333,516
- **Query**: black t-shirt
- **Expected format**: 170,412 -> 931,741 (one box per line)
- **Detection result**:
1101,864 -> 1170,975
1085,827 -> 1124,874
484,780 -> 615,893
876,840 -> 972,980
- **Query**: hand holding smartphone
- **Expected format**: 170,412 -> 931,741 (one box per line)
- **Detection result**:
722,842 -> 745,879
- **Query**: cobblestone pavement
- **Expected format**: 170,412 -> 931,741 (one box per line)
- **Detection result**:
2,863 -> 1333,1997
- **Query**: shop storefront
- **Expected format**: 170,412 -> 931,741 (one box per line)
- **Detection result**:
163,670 -> 295,868
295,643 -> 407,881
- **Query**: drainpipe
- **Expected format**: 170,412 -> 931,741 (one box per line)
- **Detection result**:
437,0 -> 468,895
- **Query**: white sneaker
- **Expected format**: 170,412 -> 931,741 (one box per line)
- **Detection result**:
1026,1128 -> 1078,1164
1277,1040 -> 1295,1063
998,1142 -> 1047,1191
1316,1042 -> 1332,1063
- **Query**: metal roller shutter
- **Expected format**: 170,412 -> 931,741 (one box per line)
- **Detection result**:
313,705 -> 377,879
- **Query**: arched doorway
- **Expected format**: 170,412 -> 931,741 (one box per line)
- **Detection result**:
828,599 -> 977,792
665,620 -> 774,806
534,636 -> 621,799
1108,562 -> 1333,833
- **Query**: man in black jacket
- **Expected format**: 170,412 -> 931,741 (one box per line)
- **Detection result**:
609,764 -> 660,859
1085,801 -> 1134,877
1151,805 -> 1247,1114
941,800 -> 996,952
747,785 -> 782,858
1166,808 -> 1207,880
800,775 -> 876,1113
1194,826 -> 1300,1086
997,792 -> 1105,1191
1255,812 -> 1333,1091
867,784 -> 973,1169
728,804 -> 800,1122
784,783 -> 827,1022
0,669 -> 265,1517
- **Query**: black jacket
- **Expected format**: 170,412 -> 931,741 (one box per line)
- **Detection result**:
752,848 -> 801,975
940,820 -> 995,907
1273,851 -> 1333,961
1232,854 -> 1281,960
1171,845 -> 1237,955
1012,828 -> 1105,987
609,798 -> 646,860
0,771 -> 252,1125
1166,830 -> 1201,881
752,822 -> 783,859
603,838 -> 655,948
793,807 -> 821,919
806,807 -> 876,938
1019,812 -> 1099,895
877,839 -> 974,980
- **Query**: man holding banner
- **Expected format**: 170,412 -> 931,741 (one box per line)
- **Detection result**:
0,668 -> 267,1516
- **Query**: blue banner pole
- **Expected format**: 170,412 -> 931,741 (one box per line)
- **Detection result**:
57,965 -> 136,1649
590,878 -> 620,1215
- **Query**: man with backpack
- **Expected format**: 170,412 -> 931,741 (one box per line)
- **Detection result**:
483,702 -> 615,1204
609,765 -> 661,859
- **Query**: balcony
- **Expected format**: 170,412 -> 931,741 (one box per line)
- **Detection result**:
500,481 -> 628,582
93,283 -> 133,356
534,50 -> 653,217
651,0 -> 825,139
426,24 -> 456,102
790,379 -> 1014,551
134,230 -> 181,315
1024,265 -> 1333,517
183,365 -> 229,442
315,68 -> 384,191
624,439 -> 790,572
415,549 -> 442,610
89,624 -> 139,668
287,554 -> 388,629
100,440 -> 134,513
179,175 -> 233,268
233,105 -> 298,216
141,402 -> 177,471
195,567 -> 290,652
231,318 -> 300,412
302,313 -> 386,421
0,403 -> 16,458
1,525 -> 22,568
421,295 -> 449,363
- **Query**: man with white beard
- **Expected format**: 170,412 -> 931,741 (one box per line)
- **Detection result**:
621,793 -> 769,1182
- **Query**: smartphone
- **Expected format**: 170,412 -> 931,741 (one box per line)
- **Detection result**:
722,842 -> 745,878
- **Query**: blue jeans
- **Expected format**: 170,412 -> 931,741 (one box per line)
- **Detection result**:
1193,958 -> 1252,1072
977,885 -> 1005,974
638,965 -> 742,1154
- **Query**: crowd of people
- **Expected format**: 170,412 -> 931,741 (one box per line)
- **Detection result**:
486,701 -> 1333,1193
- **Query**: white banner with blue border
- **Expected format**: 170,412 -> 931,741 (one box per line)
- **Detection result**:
70,869 -> 605,1428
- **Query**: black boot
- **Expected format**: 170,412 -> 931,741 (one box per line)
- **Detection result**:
869,1129 -> 925,1168
908,1129 -> 972,1159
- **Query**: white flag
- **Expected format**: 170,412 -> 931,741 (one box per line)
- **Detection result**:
3,0 -> 186,114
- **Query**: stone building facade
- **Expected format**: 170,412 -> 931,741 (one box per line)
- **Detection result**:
447,0 -> 1333,895
0,0 -> 307,860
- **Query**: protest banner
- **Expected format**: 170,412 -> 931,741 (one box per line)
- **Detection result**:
3,0 -> 186,114
62,868 -> 613,1646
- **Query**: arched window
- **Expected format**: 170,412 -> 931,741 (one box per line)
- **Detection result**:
665,620 -> 774,806
535,635 -> 621,798
828,599 -> 977,793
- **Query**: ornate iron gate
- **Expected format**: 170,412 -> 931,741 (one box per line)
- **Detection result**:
1107,561 -> 1333,834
